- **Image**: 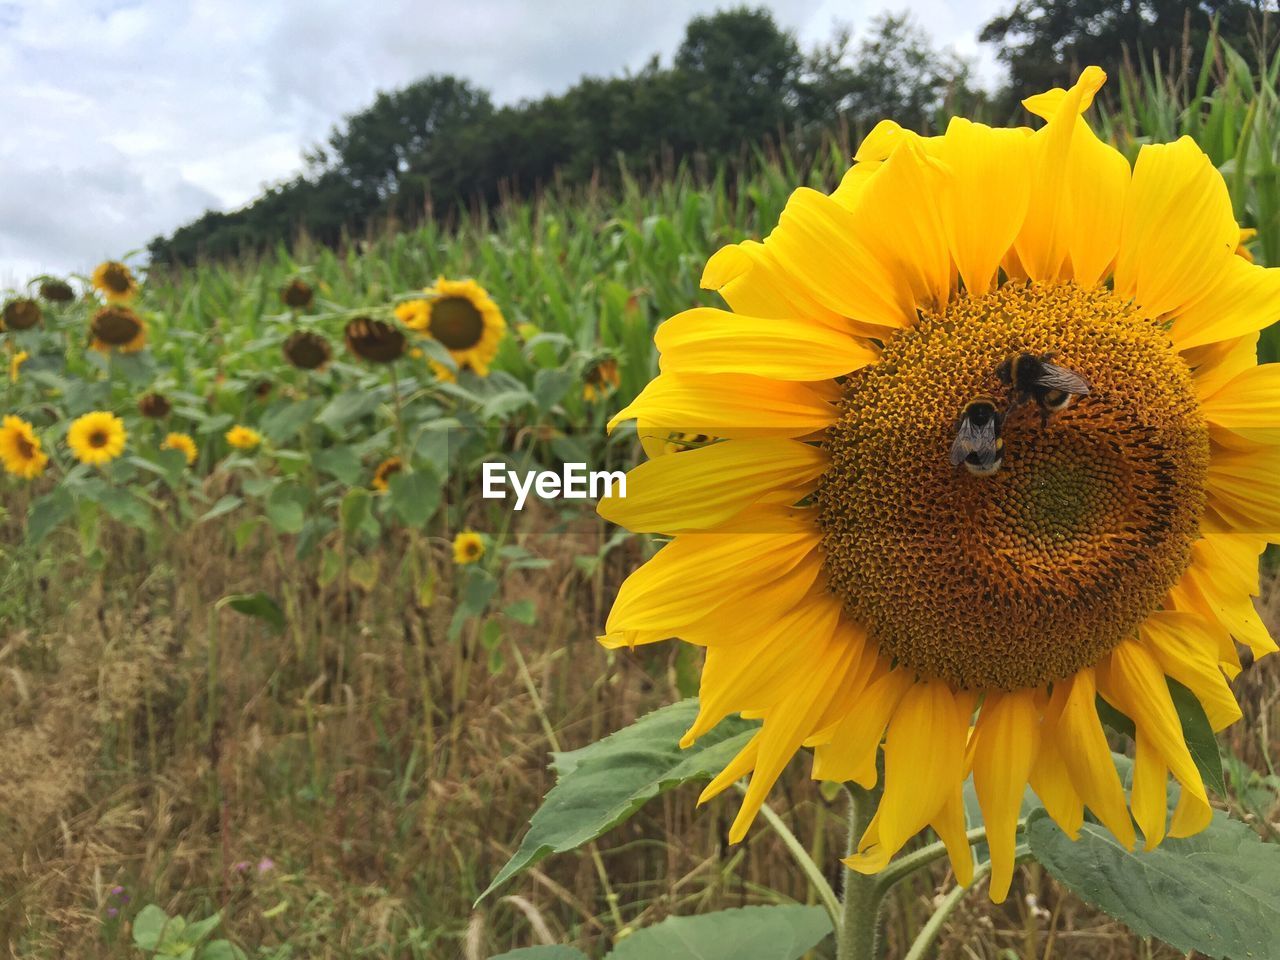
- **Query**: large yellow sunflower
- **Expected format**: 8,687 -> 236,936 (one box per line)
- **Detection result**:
91,260 -> 139,303
0,415 -> 48,479
418,277 -> 505,375
68,411 -> 126,466
599,67 -> 1280,904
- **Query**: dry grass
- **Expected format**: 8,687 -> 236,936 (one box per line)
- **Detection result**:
0,508 -> 1276,958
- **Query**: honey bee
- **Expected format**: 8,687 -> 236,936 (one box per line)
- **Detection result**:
996,351 -> 1091,422
950,398 -> 1005,476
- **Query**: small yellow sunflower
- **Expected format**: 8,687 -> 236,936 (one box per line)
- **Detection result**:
453,530 -> 485,565
2,298 -> 41,331
10,350 -> 29,383
419,277 -> 505,375
601,67 -> 1280,904
0,415 -> 48,479
91,260 -> 138,302
394,298 -> 430,332
90,306 -> 147,353
161,432 -> 198,466
225,425 -> 262,450
67,411 -> 126,466
583,357 -> 621,402
372,456 -> 404,491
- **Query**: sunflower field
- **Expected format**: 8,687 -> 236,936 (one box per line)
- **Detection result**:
5,37 -> 1280,960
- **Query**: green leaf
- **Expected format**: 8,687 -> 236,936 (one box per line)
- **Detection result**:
489,948 -> 587,960
260,397 -> 323,444
340,488 -> 371,537
27,487 -> 73,544
479,388 -> 535,421
606,905 -> 831,960
98,486 -> 155,531
533,367 -> 575,412
183,911 -> 222,943
1169,678 -> 1226,797
132,904 -> 172,950
198,495 -> 242,524
504,599 -> 537,626
387,468 -> 441,527
317,389 -> 381,431
218,593 -> 285,634
313,445 -> 362,485
265,482 -> 308,534
198,941 -> 247,960
1027,809 -> 1280,959
479,700 -> 757,901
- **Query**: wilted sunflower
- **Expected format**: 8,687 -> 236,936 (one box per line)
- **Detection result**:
90,306 -> 147,353
344,316 -> 405,364
161,432 -> 198,466
282,330 -> 332,371
453,530 -> 485,565
583,356 -> 621,402
2,297 -> 41,331
600,67 -> 1280,904
372,456 -> 403,492
137,392 -> 172,419
38,278 -> 75,303
0,415 -> 48,478
9,350 -> 28,382
225,425 -> 261,450
92,260 -> 138,302
281,278 -> 314,310
67,411 -> 126,466
419,277 -> 505,375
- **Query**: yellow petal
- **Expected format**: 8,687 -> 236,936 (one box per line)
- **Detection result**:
700,241 -> 861,333
1029,711 -> 1083,838
1170,257 -> 1280,351
810,663 -> 912,787
1206,442 -> 1280,536
1114,137 -> 1239,320
655,306 -> 879,380
972,689 -> 1040,903
1129,735 -> 1169,850
1062,122 -> 1130,287
1200,364 -> 1280,447
937,118 -> 1032,294
1140,611 -> 1243,731
1186,333 -> 1260,401
608,372 -> 837,439
698,731 -> 761,804
931,785 -> 974,888
1045,668 -> 1136,849
1168,534 -> 1276,664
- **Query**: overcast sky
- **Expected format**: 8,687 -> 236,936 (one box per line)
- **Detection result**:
0,0 -> 1008,286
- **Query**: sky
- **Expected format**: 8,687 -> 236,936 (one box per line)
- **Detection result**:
0,0 -> 1008,285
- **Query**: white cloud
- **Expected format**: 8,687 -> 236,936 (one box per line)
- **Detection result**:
0,0 -> 1002,283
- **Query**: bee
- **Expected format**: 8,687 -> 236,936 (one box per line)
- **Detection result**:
950,398 -> 1005,477
996,351 -> 1091,422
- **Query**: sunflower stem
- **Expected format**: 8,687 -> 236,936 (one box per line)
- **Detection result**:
837,784 -> 883,960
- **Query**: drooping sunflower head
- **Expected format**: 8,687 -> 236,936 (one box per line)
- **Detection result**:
344,316 -> 406,364
68,411 -> 127,466
38,278 -> 75,303
2,297 -> 42,331
283,329 -> 332,371
372,456 -> 403,492
225,425 -> 262,451
421,277 -> 505,376
137,392 -> 172,419
161,431 -> 198,466
0,415 -> 48,479
601,66 -> 1280,903
583,356 -> 621,402
92,261 -> 138,302
281,278 -> 314,310
90,306 -> 147,353
452,530 -> 485,565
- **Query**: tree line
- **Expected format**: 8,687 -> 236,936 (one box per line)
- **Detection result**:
148,2 -> 1273,266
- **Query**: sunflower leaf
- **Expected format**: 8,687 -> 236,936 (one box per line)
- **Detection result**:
218,592 -> 285,635
1027,809 -> 1280,959
490,948 -> 587,960
605,905 -> 832,960
478,700 -> 757,903
1168,678 -> 1226,797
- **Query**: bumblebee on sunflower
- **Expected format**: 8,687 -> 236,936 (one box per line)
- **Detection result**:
600,67 -> 1280,902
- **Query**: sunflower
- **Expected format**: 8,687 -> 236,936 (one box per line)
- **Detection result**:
10,350 -> 28,383
137,392 -> 171,419
161,432 -> 198,466
344,317 -> 405,364
394,298 -> 430,332
91,260 -> 138,302
38,278 -> 75,303
599,66 -> 1280,904
0,415 -> 48,479
281,278 -> 314,310
453,530 -> 485,565
283,330 -> 332,371
2,298 -> 41,331
90,306 -> 147,353
225,425 -> 261,450
418,277 -> 505,375
583,356 -> 621,402
67,411 -> 126,466
372,456 -> 403,492
429,359 -> 457,383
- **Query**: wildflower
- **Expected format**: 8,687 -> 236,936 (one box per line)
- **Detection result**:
225,425 -> 261,450
90,306 -> 146,353
453,530 -> 484,565
161,432 -> 197,466
68,411 -> 126,466
417,277 -> 505,375
0,415 -> 48,478
91,260 -> 138,302
600,67 -> 1280,903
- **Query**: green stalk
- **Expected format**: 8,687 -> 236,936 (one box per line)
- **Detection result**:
836,785 -> 883,960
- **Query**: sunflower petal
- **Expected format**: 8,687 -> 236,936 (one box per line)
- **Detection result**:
810,663 -> 912,787
931,785 -> 975,888
1206,442 -> 1280,536
972,689 -> 1040,903
701,241 -> 861,333
1140,611 -> 1244,731
1200,363 -> 1280,445
1171,257 -> 1280,351
1029,713 -> 1084,838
